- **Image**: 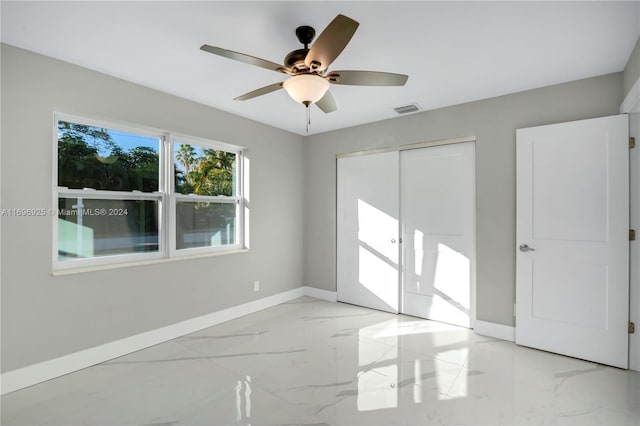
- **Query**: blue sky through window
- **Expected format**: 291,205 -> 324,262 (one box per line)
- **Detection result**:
173,143 -> 206,174
57,123 -> 159,157
103,129 -> 158,157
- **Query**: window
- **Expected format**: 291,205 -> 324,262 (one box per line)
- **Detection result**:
54,114 -> 244,270
172,141 -> 241,252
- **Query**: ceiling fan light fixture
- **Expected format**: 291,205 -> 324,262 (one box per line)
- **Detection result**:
283,74 -> 329,105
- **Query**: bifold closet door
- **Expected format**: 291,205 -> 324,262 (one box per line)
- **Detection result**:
400,143 -> 475,327
337,151 -> 400,313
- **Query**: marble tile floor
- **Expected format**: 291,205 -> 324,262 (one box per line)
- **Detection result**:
1,296 -> 639,426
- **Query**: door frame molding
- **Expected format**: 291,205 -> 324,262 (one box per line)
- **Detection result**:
336,135 -> 476,159
335,135 -> 478,328
622,75 -> 640,372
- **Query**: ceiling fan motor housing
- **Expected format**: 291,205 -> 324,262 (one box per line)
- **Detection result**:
285,25 -> 317,73
284,48 -> 310,72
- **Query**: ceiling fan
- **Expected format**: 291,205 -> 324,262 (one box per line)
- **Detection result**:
200,14 -> 408,123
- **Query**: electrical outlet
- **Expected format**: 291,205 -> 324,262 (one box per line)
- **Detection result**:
253,281 -> 260,292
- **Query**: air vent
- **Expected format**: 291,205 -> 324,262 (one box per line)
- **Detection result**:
393,103 -> 421,115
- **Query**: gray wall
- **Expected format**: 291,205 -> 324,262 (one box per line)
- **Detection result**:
1,39 -> 630,373
304,73 -> 623,326
624,35 -> 640,97
0,44 -> 306,372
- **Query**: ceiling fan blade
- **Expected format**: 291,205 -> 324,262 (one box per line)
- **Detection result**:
304,15 -> 359,72
326,70 -> 408,86
315,90 -> 337,113
234,82 -> 284,101
200,45 -> 290,74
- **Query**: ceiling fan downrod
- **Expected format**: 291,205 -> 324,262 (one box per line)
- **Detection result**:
295,25 -> 315,49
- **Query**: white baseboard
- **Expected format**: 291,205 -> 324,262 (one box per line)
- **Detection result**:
474,320 -> 515,342
2,286 -> 336,395
304,286 -> 338,302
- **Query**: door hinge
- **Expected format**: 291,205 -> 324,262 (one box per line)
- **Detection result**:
630,322 -> 636,334
631,137 -> 636,149
630,230 -> 636,241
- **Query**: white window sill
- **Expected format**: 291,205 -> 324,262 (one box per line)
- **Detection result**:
51,248 -> 250,276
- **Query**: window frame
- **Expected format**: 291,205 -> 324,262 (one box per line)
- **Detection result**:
168,134 -> 244,257
52,113 -> 245,271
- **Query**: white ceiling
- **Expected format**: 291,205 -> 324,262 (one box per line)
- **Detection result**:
2,1 -> 639,136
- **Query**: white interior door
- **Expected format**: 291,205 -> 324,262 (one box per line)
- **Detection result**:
401,143 -> 475,328
516,115 -> 629,369
337,151 -> 400,313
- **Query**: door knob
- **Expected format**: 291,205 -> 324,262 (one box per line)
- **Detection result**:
519,244 -> 535,252
391,238 -> 397,243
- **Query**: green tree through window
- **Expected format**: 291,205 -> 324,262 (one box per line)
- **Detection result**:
58,121 -> 159,192
174,144 -> 235,196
